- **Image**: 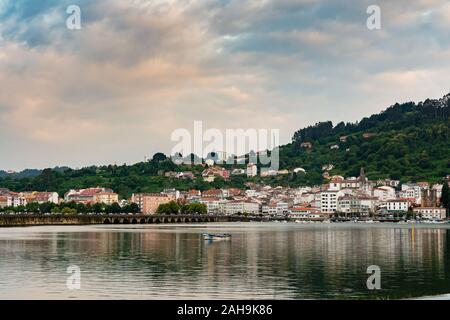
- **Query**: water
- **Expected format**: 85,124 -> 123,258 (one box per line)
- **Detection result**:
0,222 -> 449,299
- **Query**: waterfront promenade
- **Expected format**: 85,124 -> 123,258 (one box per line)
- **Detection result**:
0,214 -> 418,227
0,214 -> 282,227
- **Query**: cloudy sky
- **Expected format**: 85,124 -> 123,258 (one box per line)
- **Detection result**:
0,0 -> 449,170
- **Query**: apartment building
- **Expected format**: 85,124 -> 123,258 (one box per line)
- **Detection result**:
221,201 -> 260,215
131,193 -> 176,215
64,187 -> 117,204
94,192 -> 119,205
320,191 -> 339,215
413,207 -> 447,220
387,199 -> 412,213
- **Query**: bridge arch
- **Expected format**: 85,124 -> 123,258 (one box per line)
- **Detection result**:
103,218 -> 111,224
176,218 -> 182,223
113,218 -> 120,224
163,218 -> 169,223
154,218 -> 161,224
140,218 -> 146,224
131,218 -> 138,224
123,218 -> 130,224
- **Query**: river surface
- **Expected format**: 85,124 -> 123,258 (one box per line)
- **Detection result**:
0,222 -> 449,299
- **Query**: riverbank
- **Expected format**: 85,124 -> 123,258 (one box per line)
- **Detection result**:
0,214 -> 228,227
0,213 -> 448,227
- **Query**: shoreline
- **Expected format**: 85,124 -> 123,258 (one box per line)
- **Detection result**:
0,214 -> 448,228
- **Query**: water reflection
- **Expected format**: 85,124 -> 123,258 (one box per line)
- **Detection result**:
0,223 -> 449,299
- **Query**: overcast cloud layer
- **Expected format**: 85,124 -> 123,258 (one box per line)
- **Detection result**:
0,0 -> 449,170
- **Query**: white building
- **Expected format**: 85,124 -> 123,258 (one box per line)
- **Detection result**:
358,196 -> 379,215
163,189 -> 181,200
231,168 -> 246,175
260,169 -> 278,177
400,184 -> 423,205
262,202 -> 288,216
413,207 -> 446,220
245,189 -> 259,197
387,199 -> 411,212
294,193 -> 315,205
377,179 -> 400,187
247,163 -> 258,177
289,206 -> 320,219
0,194 -> 27,208
199,197 -> 223,215
337,195 -> 360,215
373,186 -> 396,202
221,201 -> 259,215
320,191 -> 339,214
262,204 -> 277,215
243,201 -> 260,214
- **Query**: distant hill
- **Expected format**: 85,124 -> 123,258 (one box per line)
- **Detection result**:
0,167 -> 70,180
0,169 -> 42,179
0,93 -> 448,198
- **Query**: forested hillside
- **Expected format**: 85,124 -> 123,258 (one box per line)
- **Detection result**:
279,93 -> 450,185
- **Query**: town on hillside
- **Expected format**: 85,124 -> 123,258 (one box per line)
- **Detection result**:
1,167 -> 449,221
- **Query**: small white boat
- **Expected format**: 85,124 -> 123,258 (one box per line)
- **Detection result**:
202,233 -> 232,241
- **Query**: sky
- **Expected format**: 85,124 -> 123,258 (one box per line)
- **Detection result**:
0,0 -> 449,171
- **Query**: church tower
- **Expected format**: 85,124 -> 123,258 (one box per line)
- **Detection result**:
359,167 -> 367,182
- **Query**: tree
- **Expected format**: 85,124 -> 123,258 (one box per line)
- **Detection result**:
181,203 -> 207,215
442,181 -> 450,217
106,202 -> 122,214
76,203 -> 87,214
61,207 -> 77,215
25,202 -> 39,213
39,202 -> 56,214
51,207 -> 60,214
152,153 -> 167,162
156,201 -> 180,215
92,203 -> 104,214
123,202 -> 140,214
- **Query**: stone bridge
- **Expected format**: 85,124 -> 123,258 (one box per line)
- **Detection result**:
0,214 -> 237,227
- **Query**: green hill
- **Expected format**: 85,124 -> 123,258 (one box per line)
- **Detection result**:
0,93 -> 449,198
279,93 -> 450,185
